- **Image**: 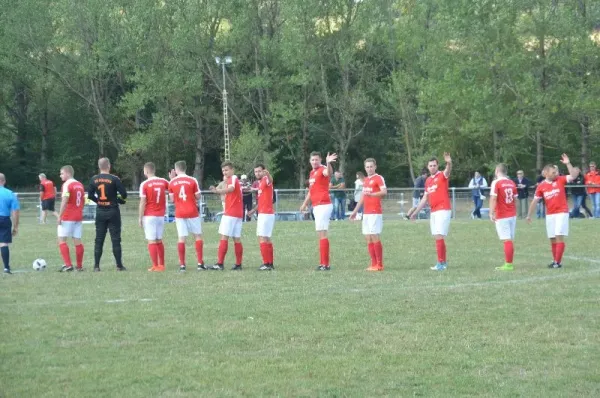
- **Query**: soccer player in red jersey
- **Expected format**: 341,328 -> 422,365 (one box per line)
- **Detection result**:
300,151 -> 337,271
139,162 -> 170,272
39,173 -> 57,224
247,164 -> 275,271
57,166 -> 86,272
411,152 -> 453,271
527,154 -> 579,268
168,161 -> 204,272
209,161 -> 244,270
489,163 -> 518,271
350,158 -> 387,271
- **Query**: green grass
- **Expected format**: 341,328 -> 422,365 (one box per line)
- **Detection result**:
1,217 -> 600,397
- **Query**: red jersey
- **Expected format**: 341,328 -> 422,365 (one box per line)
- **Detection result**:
535,176 -> 571,215
61,179 -> 85,222
425,171 -> 451,212
168,175 -> 200,218
140,177 -> 169,217
584,171 -> 600,194
490,177 -> 517,219
309,166 -> 331,206
257,175 -> 274,215
40,179 -> 55,200
362,174 -> 386,214
224,175 -> 243,218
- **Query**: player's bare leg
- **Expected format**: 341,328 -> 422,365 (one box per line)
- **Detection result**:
258,236 -> 274,270
431,234 -> 447,271
194,234 -> 206,270
495,239 -> 514,271
317,230 -> 330,271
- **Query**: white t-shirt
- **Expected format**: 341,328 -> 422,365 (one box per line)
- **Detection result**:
354,179 -> 364,202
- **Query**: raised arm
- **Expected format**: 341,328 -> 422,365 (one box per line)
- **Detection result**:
323,153 -> 337,177
443,152 -> 452,179
560,153 -> 578,182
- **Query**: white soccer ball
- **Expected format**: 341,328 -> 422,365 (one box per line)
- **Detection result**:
33,258 -> 47,271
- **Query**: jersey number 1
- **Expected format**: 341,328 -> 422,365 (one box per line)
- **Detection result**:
98,184 -> 107,201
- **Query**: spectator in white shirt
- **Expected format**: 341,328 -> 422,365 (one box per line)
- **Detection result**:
468,171 -> 488,219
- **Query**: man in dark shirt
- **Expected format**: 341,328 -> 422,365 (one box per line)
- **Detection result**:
513,170 -> 531,218
535,170 -> 545,219
570,173 -> 593,218
406,168 -> 428,219
88,157 -> 127,271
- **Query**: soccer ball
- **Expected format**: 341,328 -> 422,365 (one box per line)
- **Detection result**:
33,258 -> 47,271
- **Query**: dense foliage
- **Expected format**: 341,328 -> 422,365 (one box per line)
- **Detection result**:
1,0 -> 599,189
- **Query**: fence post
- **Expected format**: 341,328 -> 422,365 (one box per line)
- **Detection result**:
451,187 -> 456,219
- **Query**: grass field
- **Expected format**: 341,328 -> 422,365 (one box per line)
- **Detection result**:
1,217 -> 600,397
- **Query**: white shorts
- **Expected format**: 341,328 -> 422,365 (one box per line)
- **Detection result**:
362,214 -> 383,235
495,216 -> 516,241
313,204 -> 333,231
57,221 -> 82,239
219,215 -> 243,238
545,213 -> 569,238
143,216 -> 165,240
257,213 -> 275,238
175,217 -> 202,237
430,210 -> 451,236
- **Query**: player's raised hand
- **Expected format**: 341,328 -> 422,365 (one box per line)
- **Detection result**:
326,153 -> 337,164
560,153 -> 570,165
168,169 -> 177,180
444,152 -> 452,163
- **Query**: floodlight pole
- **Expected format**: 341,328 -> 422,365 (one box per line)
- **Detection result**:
216,56 -> 232,162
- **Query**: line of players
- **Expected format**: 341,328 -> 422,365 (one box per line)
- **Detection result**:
49,151 -> 580,273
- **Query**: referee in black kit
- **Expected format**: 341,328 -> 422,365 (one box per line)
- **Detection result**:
88,158 -> 127,271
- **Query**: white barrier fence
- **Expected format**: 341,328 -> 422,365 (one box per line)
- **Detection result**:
13,185 -> 599,222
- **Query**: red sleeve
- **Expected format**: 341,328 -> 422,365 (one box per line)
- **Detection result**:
558,176 -> 568,186
534,184 -> 543,198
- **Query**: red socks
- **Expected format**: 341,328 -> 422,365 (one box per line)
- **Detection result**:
217,240 -> 228,264
195,240 -> 204,265
319,238 -> 330,266
234,242 -> 243,265
59,242 -> 72,267
267,243 -> 273,264
367,243 -> 376,266
555,242 -> 565,264
157,242 -> 165,266
177,242 -> 186,266
148,244 -> 158,267
75,244 -> 84,268
551,242 -> 557,260
503,241 -> 514,264
374,241 -> 383,268
435,239 -> 446,263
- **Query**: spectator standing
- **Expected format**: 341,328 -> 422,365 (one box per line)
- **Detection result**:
241,174 -> 253,221
468,171 -> 487,219
535,170 -> 546,218
353,172 -> 365,220
584,161 -> 600,218
330,170 -> 346,220
570,173 -> 593,218
406,168 -> 428,219
513,170 -> 531,218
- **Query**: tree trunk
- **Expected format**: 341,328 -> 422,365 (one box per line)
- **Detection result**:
536,131 -> 543,171
299,85 -> 310,189
12,81 -> 29,169
581,116 -> 589,168
193,115 -> 205,186
40,98 -> 49,169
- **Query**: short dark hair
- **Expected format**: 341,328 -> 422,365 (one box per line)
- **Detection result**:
428,157 -> 438,164
221,161 -> 233,169
421,168 -> 428,175
309,151 -> 321,158
174,160 -> 186,172
356,171 -> 365,178
254,163 -> 265,170
144,162 -> 156,173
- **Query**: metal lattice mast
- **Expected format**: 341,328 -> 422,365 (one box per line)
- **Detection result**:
217,56 -> 233,162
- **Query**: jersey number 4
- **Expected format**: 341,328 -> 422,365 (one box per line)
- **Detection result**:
178,186 -> 188,201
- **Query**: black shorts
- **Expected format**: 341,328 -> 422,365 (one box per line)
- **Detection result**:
41,198 -> 56,211
0,216 -> 12,244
